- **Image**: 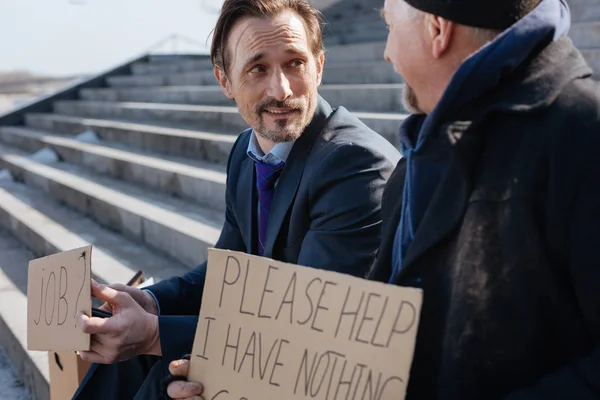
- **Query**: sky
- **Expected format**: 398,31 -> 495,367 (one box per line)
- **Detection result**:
0,0 -> 222,77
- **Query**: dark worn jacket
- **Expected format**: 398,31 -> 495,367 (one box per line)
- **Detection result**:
369,38 -> 600,399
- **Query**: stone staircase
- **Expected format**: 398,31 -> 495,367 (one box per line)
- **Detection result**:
0,0 -> 598,398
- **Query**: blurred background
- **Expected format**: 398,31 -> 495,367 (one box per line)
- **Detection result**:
0,0 -> 225,112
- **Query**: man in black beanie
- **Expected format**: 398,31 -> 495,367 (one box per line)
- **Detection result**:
366,0 -> 600,398
164,0 -> 600,399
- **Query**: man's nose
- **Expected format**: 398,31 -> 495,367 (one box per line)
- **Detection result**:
384,44 -> 391,64
266,70 -> 293,101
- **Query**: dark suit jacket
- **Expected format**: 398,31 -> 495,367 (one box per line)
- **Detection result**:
147,97 -> 401,364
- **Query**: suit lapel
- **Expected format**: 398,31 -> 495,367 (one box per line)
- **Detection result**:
263,97 -> 333,257
238,155 -> 258,254
395,121 -> 482,282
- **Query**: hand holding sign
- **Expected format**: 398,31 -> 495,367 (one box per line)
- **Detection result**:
27,246 -> 92,352
167,358 -> 205,399
76,279 -> 161,364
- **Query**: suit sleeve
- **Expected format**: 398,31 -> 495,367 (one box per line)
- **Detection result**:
503,120 -> 600,399
296,143 -> 398,278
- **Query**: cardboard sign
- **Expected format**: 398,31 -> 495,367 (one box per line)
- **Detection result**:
27,245 -> 92,351
189,249 -> 423,400
49,351 -> 92,400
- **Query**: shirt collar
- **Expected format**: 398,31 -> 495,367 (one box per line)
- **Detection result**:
246,130 -> 295,166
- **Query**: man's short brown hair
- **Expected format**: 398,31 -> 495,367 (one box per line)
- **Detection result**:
210,0 -> 325,74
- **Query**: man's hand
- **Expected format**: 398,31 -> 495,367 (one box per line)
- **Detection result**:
77,280 -> 162,364
98,281 -> 158,315
167,359 -> 204,400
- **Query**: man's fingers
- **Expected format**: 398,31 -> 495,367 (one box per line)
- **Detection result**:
167,381 -> 203,399
107,283 -> 128,292
91,280 -> 132,307
169,358 -> 190,376
77,311 -> 118,335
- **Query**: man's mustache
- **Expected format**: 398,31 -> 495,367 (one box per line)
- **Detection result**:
257,99 -> 303,113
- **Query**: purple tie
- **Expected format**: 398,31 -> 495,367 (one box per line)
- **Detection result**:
255,160 -> 285,256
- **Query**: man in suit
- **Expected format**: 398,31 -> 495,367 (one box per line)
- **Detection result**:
73,0 -> 400,398
167,0 -> 600,398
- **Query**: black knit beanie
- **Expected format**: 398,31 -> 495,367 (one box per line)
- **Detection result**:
403,0 -> 541,30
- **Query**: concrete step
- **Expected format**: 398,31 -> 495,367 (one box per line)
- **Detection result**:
53,101 -> 248,134
325,41 -> 385,63
570,2 -> 600,23
581,48 -> 600,77
0,178 -> 190,284
80,84 -> 407,113
352,110 -> 405,147
107,60 -> 400,87
325,18 -> 386,36
570,22 -> 600,49
325,28 -> 388,46
0,228 -> 46,400
147,55 -> 208,64
24,114 -> 235,164
51,101 -> 406,146
324,61 -> 401,84
80,86 -> 232,106
321,84 -> 406,112
0,127 -> 227,212
0,302 -> 35,400
132,59 -> 213,75
107,71 -> 215,87
0,144 -> 223,268
567,0 -> 599,6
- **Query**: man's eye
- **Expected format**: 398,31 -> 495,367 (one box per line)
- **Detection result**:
250,65 -> 266,73
290,59 -> 304,67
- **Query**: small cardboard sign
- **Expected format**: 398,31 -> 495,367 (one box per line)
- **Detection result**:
189,249 -> 423,400
27,245 -> 92,351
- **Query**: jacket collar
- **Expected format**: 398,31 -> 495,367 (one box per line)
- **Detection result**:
457,37 -> 592,119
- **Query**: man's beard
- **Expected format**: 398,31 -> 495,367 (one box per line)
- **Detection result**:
402,84 -> 425,114
255,98 -> 307,143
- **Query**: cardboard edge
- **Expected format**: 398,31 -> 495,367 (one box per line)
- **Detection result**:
0,269 -> 50,400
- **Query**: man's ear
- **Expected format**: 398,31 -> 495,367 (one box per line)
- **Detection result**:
214,66 -> 234,98
425,15 -> 454,59
316,52 -> 325,86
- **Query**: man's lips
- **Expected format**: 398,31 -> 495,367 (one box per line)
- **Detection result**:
262,108 -> 299,116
